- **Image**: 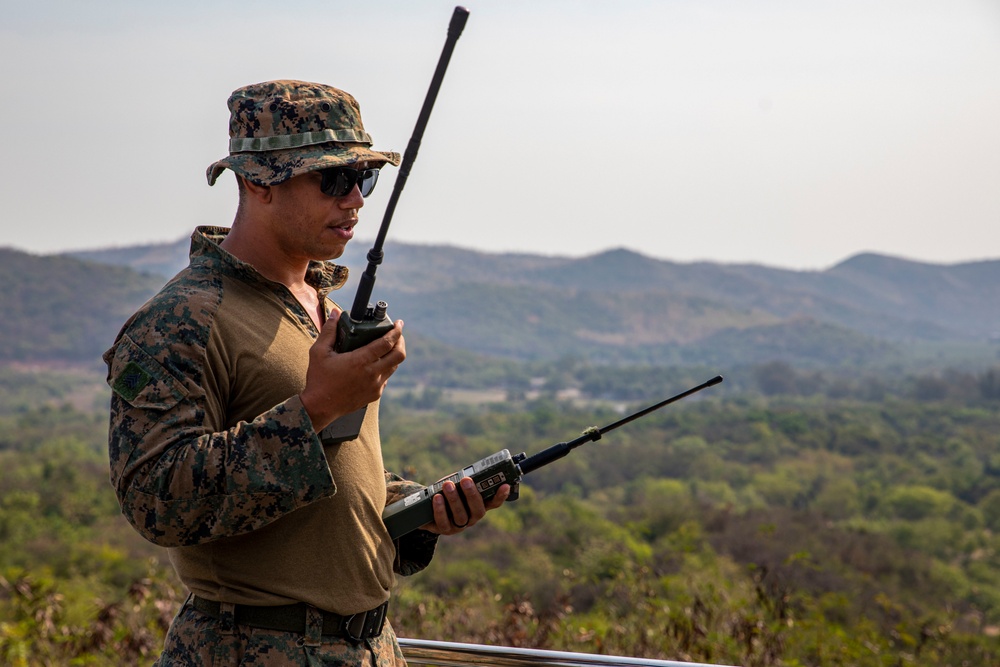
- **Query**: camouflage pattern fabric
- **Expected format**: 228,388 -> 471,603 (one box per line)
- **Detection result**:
155,597 -> 406,667
105,227 -> 438,662
104,227 -> 345,547
104,226 -> 436,571
207,80 -> 401,187
385,471 -> 439,576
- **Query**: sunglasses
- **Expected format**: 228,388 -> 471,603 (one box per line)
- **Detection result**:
318,166 -> 380,198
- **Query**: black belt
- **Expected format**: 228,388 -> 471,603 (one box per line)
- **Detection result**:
191,596 -> 387,642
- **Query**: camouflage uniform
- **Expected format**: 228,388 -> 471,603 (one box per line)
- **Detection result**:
206,80 -> 400,187
105,82 -> 428,666
158,593 -> 408,666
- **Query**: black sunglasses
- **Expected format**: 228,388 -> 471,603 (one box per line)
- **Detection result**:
318,166 -> 380,198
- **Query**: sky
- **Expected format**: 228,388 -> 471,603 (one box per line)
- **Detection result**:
2,0 -> 999,270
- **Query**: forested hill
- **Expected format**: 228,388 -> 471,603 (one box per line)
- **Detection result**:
3,241 -> 1000,665
0,248 -> 166,366
2,239 -> 997,369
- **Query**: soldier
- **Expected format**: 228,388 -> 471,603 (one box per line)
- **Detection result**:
104,80 -> 510,666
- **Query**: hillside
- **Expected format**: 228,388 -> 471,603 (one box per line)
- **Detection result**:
3,373 -> 999,665
2,240 -> 999,666
0,248 -> 167,365
0,237 -> 988,371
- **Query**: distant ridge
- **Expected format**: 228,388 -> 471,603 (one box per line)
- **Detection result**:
0,248 -> 167,365
3,238 -> 986,369
68,237 -> 191,280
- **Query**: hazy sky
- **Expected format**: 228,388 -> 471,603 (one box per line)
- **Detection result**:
3,0 -> 999,269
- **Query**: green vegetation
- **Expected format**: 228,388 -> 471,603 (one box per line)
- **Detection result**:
0,403 -> 178,666
1,364 -> 998,665
6,217 -> 993,665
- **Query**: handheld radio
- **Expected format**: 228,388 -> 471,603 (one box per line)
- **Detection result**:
383,375 -> 724,539
321,7 -> 471,445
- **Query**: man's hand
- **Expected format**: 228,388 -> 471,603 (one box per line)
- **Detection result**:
299,318 -> 406,431
421,478 -> 511,536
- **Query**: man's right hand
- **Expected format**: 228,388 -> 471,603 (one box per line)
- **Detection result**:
299,318 -> 406,431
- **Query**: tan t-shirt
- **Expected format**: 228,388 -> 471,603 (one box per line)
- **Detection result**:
105,226 -> 396,614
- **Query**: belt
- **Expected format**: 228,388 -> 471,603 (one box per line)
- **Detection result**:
191,596 -> 388,642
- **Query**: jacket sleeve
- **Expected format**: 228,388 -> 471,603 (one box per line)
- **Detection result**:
105,321 -> 336,548
385,470 -> 438,575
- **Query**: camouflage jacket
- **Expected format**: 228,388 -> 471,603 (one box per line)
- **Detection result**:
104,226 -> 435,610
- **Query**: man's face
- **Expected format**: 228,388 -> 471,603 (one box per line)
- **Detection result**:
265,163 -> 373,262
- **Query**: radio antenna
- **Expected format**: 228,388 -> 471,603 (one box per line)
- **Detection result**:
518,375 -> 724,474
350,6 -> 470,321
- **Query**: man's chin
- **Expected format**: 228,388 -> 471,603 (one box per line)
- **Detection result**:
316,240 -> 348,261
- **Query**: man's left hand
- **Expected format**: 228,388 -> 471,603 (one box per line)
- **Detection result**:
421,478 -> 510,536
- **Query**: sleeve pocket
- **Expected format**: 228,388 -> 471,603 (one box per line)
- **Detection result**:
108,334 -> 189,410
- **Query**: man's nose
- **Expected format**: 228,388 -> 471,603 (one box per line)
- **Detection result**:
339,184 -> 365,209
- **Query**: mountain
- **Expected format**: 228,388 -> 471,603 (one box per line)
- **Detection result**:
7,238 -> 994,371
70,237 -> 191,280
0,247 -> 167,365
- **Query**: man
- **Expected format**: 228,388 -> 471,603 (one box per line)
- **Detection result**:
104,79 -> 509,665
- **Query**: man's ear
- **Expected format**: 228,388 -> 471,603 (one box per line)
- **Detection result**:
239,176 -> 272,204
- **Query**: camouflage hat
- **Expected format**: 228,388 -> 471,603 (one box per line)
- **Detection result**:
206,80 -> 401,187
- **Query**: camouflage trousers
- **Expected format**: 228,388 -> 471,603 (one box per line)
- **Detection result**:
153,596 -> 407,667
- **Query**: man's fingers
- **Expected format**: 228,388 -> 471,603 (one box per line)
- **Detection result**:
368,320 -> 405,363
444,480 -> 471,526
428,491 -> 460,535
458,478 -> 484,518
301,318 -> 404,430
315,313 -> 341,350
421,479 -> 511,536
485,484 -> 511,510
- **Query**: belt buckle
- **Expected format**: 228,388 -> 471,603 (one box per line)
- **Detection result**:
341,611 -> 366,643
369,602 -> 387,637
340,603 -> 387,642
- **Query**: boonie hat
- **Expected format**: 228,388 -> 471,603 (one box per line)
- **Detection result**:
206,80 -> 400,187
